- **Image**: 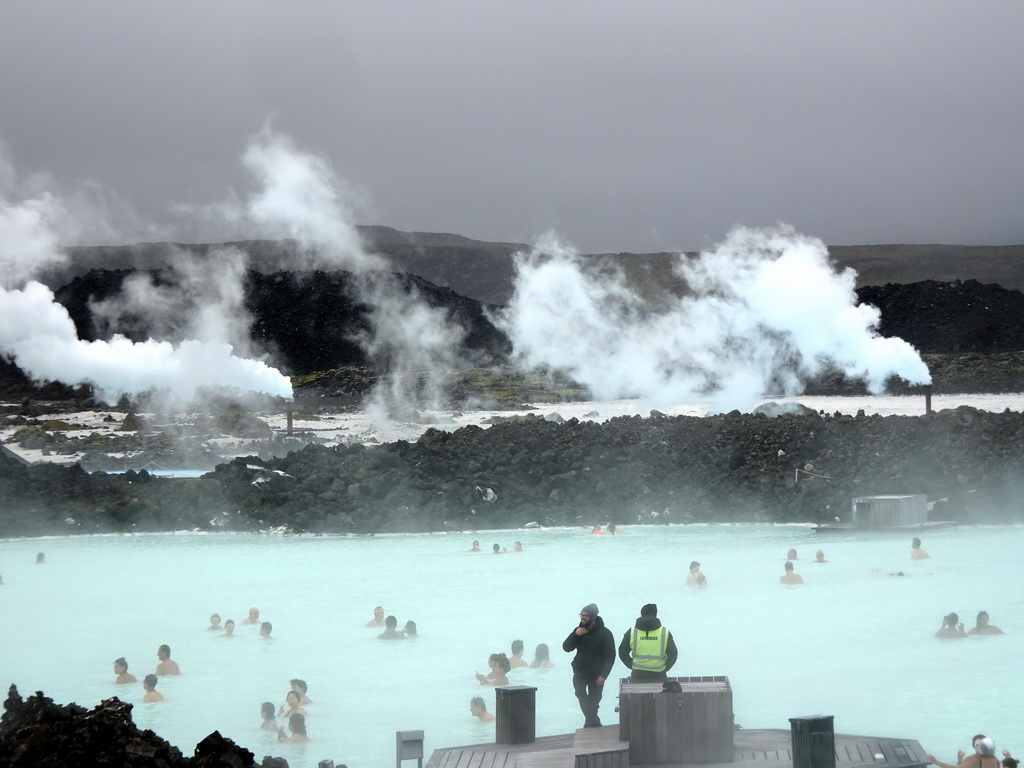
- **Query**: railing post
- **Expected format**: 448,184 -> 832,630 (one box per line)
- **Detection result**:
396,729 -> 424,768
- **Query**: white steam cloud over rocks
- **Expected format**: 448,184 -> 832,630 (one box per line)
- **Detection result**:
89,245 -> 255,355
237,130 -> 469,420
497,226 -> 931,413
0,149 -> 293,403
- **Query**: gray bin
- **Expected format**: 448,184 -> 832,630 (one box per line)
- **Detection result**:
495,685 -> 536,744
790,715 -> 835,768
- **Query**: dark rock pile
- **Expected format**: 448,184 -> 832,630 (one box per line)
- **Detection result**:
53,267 -> 510,377
0,685 -> 289,768
206,405 -> 1024,531
858,279 -> 1024,353
4,404 -> 1023,536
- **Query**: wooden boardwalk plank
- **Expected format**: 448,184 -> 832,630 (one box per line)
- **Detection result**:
427,728 -> 930,768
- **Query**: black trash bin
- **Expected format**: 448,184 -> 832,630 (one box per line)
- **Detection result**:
495,685 -> 536,744
789,715 -> 835,768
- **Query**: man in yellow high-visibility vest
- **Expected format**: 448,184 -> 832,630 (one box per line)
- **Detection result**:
617,603 -> 678,681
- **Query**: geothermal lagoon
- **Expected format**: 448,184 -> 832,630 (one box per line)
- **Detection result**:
2,519 -> 1021,767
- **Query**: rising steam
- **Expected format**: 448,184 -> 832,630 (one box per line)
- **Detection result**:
237,129 -> 468,420
497,226 -> 931,412
0,150 -> 293,403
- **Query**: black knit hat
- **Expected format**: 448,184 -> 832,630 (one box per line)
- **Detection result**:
641,603 -> 658,617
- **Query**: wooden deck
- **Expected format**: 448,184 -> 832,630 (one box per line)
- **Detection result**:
425,726 -> 931,768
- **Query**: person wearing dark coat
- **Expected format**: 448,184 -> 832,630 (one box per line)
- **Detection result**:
562,602 -> 616,728
618,603 -> 679,681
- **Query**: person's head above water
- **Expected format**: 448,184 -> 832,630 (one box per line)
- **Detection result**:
157,644 -> 171,660
261,701 -> 275,720
288,713 -> 307,736
403,620 -> 417,636
689,561 -> 700,572
290,679 -> 307,694
912,537 -> 922,548
787,548 -> 798,559
143,674 -> 158,691
470,696 -> 488,715
114,657 -> 129,673
944,612 -> 960,627
260,621 -> 273,638
385,615 -> 398,630
533,643 -> 550,663
784,561 -> 795,571
976,611 -> 990,627
511,639 -> 524,656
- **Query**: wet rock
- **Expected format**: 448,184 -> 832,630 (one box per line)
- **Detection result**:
0,685 -> 275,768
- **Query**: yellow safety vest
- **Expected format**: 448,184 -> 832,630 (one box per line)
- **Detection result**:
630,626 -> 669,672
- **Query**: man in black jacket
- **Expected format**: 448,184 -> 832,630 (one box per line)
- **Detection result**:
562,602 -> 616,727
618,603 -> 678,681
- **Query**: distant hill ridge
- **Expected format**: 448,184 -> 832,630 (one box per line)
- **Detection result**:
45,228 -> 1024,306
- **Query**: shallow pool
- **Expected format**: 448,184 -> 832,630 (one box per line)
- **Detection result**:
0,524 -> 1019,768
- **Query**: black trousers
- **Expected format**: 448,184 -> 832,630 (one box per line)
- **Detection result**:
572,671 -> 605,726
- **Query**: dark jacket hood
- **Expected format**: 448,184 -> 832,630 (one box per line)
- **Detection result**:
635,616 -> 662,632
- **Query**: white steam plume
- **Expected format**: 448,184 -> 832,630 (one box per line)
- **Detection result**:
497,225 -> 931,412
0,153 -> 292,402
89,245 -> 254,352
237,130 -> 468,418
0,282 -> 291,402
242,130 -> 384,272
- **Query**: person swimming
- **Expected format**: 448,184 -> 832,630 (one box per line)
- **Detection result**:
155,644 -> 180,675
240,607 -> 260,625
968,610 -> 1004,635
114,657 -> 137,684
260,621 -> 273,640
403,620 -> 418,637
281,713 -> 309,743
780,561 -> 804,584
378,615 -> 406,639
476,653 -> 511,685
221,619 -> 236,638
509,639 -> 528,668
260,701 -> 278,731
290,679 -> 311,705
365,606 -> 386,627
278,690 -> 308,719
530,643 -> 554,668
911,537 -> 930,559
935,612 -> 967,638
207,613 -> 222,631
470,696 -> 495,722
142,674 -> 164,703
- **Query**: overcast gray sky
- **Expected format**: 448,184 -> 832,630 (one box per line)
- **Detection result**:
1,1 -> 1022,253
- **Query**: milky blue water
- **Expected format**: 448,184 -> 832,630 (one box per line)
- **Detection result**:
1,523 -> 1020,768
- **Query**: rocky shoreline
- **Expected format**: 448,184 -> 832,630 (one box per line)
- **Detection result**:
3,401 -> 1023,537
0,686 -> 292,768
